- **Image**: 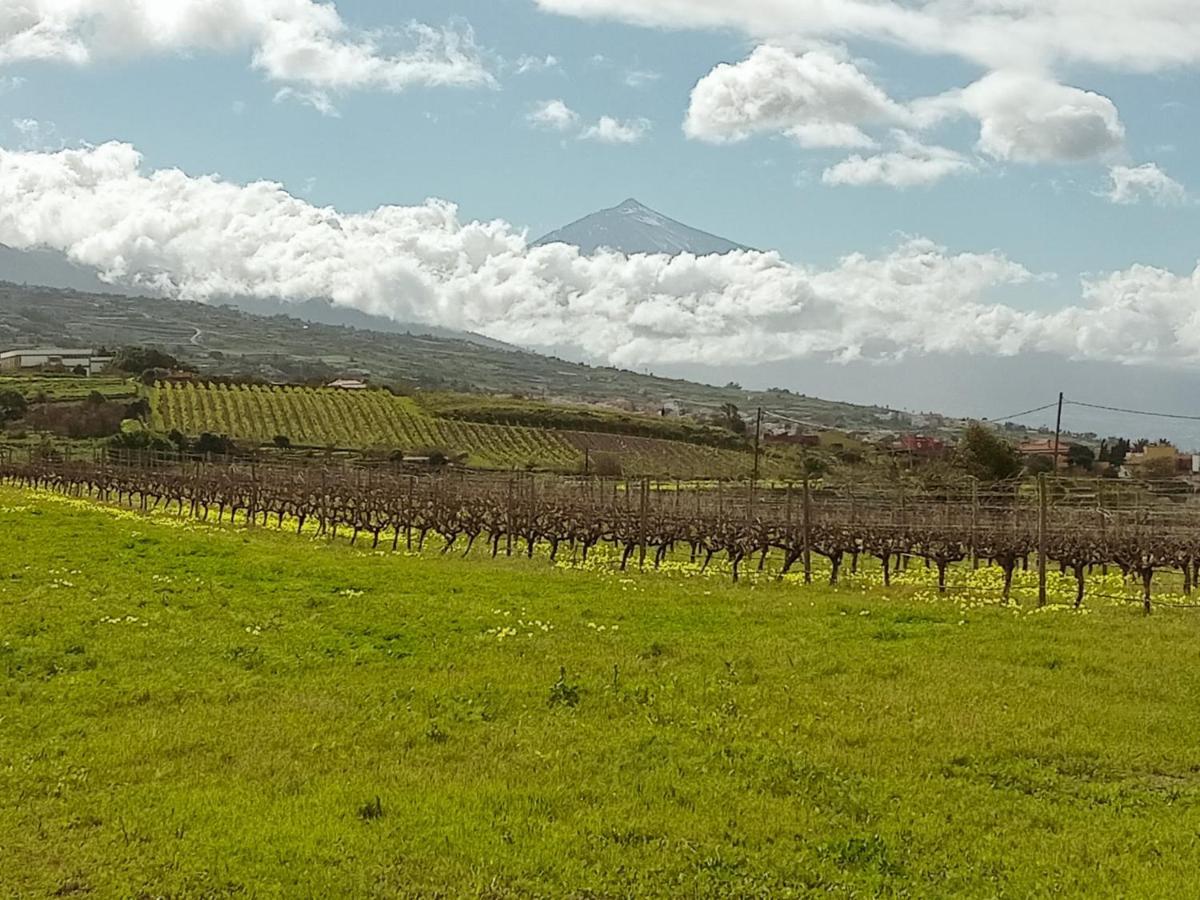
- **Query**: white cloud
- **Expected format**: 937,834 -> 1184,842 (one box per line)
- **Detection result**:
0,2 -> 494,98
688,53 -> 1128,168
10,117 -> 60,150
273,87 -> 339,117
527,99 -> 579,131
624,68 -> 661,88
0,76 -> 23,94
948,72 -> 1126,164
516,54 -> 560,74
1105,164 -> 1188,206
231,99 -> 247,116
1038,266 -> 1200,366
580,116 -> 651,144
15,139 -> 1200,371
685,46 -> 906,148
823,134 -> 975,188
533,0 -> 1200,74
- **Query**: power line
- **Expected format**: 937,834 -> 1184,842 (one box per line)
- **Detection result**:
1065,400 -> 1200,423
980,401 -> 1059,423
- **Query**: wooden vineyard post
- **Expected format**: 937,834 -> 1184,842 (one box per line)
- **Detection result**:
1037,473 -> 1048,607
970,478 -> 979,570
1097,480 -> 1108,576
505,477 -> 514,557
802,468 -> 813,585
638,477 -> 649,570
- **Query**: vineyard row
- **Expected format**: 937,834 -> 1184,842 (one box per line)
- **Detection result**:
5,457 -> 1199,614
150,382 -> 766,478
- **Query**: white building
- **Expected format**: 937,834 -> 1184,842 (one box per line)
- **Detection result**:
0,348 -> 113,375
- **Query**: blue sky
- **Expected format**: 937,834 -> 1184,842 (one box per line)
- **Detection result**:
5,0 -> 1197,284
2,0 -> 1200,438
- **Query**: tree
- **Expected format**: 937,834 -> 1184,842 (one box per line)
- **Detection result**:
112,347 -> 187,375
956,423 -> 1021,481
0,389 -> 27,423
273,435 -> 292,449
1100,438 -> 1130,467
1066,444 -> 1095,471
715,403 -> 747,435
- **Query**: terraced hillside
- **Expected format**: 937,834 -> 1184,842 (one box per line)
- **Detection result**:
150,382 -> 775,477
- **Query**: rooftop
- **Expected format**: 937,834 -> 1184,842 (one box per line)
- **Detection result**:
1,347 -> 104,357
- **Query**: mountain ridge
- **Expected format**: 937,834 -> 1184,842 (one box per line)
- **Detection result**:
0,244 -> 510,350
533,198 -> 752,257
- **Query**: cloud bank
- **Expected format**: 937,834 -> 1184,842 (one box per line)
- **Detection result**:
0,1 -> 493,100
534,0 -> 1200,73
3,142 -> 1200,369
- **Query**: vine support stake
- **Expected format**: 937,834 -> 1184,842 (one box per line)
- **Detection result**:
1037,473 -> 1048,608
802,468 -> 813,585
970,478 -> 979,570
638,476 -> 649,571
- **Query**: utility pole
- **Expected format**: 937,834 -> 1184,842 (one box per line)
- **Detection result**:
752,407 -> 763,485
1052,391 -> 1064,473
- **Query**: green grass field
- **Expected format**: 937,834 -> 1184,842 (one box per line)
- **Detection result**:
4,486 -> 1200,897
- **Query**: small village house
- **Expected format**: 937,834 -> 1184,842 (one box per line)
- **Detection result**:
1122,441 -> 1192,475
765,430 -> 820,448
893,434 -> 948,459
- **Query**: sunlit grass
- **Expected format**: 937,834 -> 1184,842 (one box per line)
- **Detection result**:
4,485 -> 1200,896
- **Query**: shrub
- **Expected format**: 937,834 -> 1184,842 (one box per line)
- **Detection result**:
589,451 -> 623,477
194,433 -> 237,457
107,428 -> 174,454
0,390 -> 27,423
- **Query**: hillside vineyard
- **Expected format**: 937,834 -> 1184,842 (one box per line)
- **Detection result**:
150,381 -> 767,477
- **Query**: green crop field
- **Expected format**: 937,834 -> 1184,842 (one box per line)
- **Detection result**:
0,373 -> 138,402
4,486 -> 1200,897
150,381 -> 776,478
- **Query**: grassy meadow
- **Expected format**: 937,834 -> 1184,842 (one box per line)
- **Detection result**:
4,485 -> 1200,897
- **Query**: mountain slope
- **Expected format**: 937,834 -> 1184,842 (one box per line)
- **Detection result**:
533,199 -> 751,257
0,244 -> 126,295
0,281 -> 899,434
0,245 -> 508,349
